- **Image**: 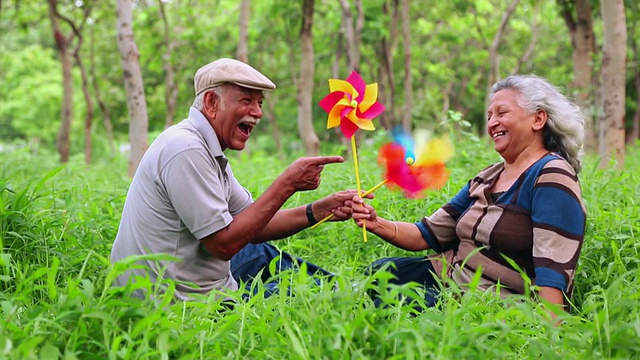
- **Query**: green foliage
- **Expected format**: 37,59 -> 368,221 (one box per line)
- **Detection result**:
0,141 -> 639,358
2,0 -> 638,158
0,45 -> 63,143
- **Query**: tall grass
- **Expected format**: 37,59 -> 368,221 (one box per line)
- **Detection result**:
0,140 -> 638,359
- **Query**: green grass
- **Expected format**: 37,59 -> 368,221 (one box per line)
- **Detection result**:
0,139 -> 639,359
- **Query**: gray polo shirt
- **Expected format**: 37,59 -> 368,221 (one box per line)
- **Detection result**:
110,107 -> 253,300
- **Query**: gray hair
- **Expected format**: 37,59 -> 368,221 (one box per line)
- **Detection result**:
490,75 -> 585,174
192,85 -> 227,111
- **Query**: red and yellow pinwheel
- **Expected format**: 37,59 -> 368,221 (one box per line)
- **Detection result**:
319,71 -> 385,139
316,71 -> 385,242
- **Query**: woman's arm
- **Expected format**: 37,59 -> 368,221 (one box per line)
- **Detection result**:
538,286 -> 565,324
349,197 -> 429,251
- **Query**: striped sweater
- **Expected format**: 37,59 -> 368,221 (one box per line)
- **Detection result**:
416,153 -> 586,297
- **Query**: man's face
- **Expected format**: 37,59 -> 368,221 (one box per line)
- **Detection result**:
208,85 -> 264,151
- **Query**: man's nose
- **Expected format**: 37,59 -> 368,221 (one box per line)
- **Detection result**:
249,101 -> 263,118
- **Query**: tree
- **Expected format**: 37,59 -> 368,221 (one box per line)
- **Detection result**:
338,0 -> 363,73
116,0 -> 149,177
625,0 -> 639,144
46,0 -> 74,163
598,0 -> 627,169
400,0 -> 412,131
376,0 -> 400,130
47,1 -> 96,164
480,0 -> 520,113
237,0 -> 250,63
297,0 -> 320,156
158,0 -> 178,130
89,24 -> 115,157
558,0 -> 597,151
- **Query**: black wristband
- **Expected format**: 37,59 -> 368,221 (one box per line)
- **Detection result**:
306,203 -> 317,225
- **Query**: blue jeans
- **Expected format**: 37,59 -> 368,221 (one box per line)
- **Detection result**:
367,256 -> 440,309
230,242 -> 333,299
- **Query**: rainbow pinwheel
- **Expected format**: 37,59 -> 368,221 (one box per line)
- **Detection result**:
318,71 -> 385,242
378,127 -> 454,198
310,127 -> 454,230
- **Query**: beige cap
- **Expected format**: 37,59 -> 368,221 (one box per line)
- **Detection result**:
194,58 -> 276,95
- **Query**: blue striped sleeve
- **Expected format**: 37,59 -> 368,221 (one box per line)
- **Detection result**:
535,267 -> 568,292
415,221 -> 444,252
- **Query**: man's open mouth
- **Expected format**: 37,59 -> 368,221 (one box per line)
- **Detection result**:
238,123 -> 254,136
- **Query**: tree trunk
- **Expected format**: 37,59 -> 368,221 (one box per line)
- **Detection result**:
598,0 -> 627,169
159,0 -> 178,130
442,80 -> 454,123
338,0 -> 363,73
627,25 -> 640,144
484,0 -> 520,114
297,0 -> 320,156
67,6 -> 94,165
117,0 -> 149,177
332,31 -> 343,79
90,26 -> 115,157
559,0 -> 597,151
47,0 -> 73,163
237,0 -> 250,63
400,0 -> 412,132
629,72 -> 640,144
75,50 -> 93,165
265,93 -> 283,160
376,0 -> 399,129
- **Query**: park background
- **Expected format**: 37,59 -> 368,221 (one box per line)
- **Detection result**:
1,0 -> 639,359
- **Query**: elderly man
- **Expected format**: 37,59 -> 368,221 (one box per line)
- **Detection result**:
111,58 -> 361,301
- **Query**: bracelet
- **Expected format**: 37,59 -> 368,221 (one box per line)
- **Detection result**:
389,222 -> 399,241
306,203 -> 318,225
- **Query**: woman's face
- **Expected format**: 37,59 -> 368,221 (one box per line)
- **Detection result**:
486,89 -> 544,163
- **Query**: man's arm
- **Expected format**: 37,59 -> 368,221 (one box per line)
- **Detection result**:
200,156 -> 343,260
252,206 -> 311,242
252,189 -> 367,242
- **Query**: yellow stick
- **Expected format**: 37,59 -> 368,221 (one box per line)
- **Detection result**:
309,179 -> 388,229
349,136 -> 368,242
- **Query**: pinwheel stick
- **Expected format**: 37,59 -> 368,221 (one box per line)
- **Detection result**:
349,136 -> 368,242
309,179 -> 388,230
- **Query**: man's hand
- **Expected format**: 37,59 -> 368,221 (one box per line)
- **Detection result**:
312,191 -> 375,222
279,156 -> 344,193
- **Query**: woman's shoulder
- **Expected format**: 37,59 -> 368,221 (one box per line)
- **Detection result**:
538,153 -> 578,177
475,162 -> 504,179
533,154 -> 582,197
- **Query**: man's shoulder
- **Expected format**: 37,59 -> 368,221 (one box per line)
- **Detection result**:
153,122 -> 207,156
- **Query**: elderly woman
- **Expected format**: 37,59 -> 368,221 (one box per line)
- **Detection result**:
349,75 -> 586,314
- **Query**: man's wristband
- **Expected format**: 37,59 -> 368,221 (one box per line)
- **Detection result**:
306,203 -> 318,225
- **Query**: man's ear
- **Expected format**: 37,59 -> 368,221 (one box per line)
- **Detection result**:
203,91 -> 218,117
532,109 -> 548,131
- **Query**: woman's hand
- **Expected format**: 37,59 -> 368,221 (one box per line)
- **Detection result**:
346,195 -> 379,230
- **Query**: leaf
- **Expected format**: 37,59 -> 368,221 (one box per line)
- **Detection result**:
39,342 -> 60,360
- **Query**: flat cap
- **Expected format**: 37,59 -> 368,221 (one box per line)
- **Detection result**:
194,58 -> 276,95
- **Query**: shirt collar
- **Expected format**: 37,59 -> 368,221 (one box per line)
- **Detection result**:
187,107 -> 228,169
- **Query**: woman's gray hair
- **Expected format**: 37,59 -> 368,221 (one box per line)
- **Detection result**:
490,75 -> 585,174
192,85 -> 226,111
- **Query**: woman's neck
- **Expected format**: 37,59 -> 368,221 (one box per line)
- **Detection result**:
505,145 -> 547,168
494,147 -> 549,192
